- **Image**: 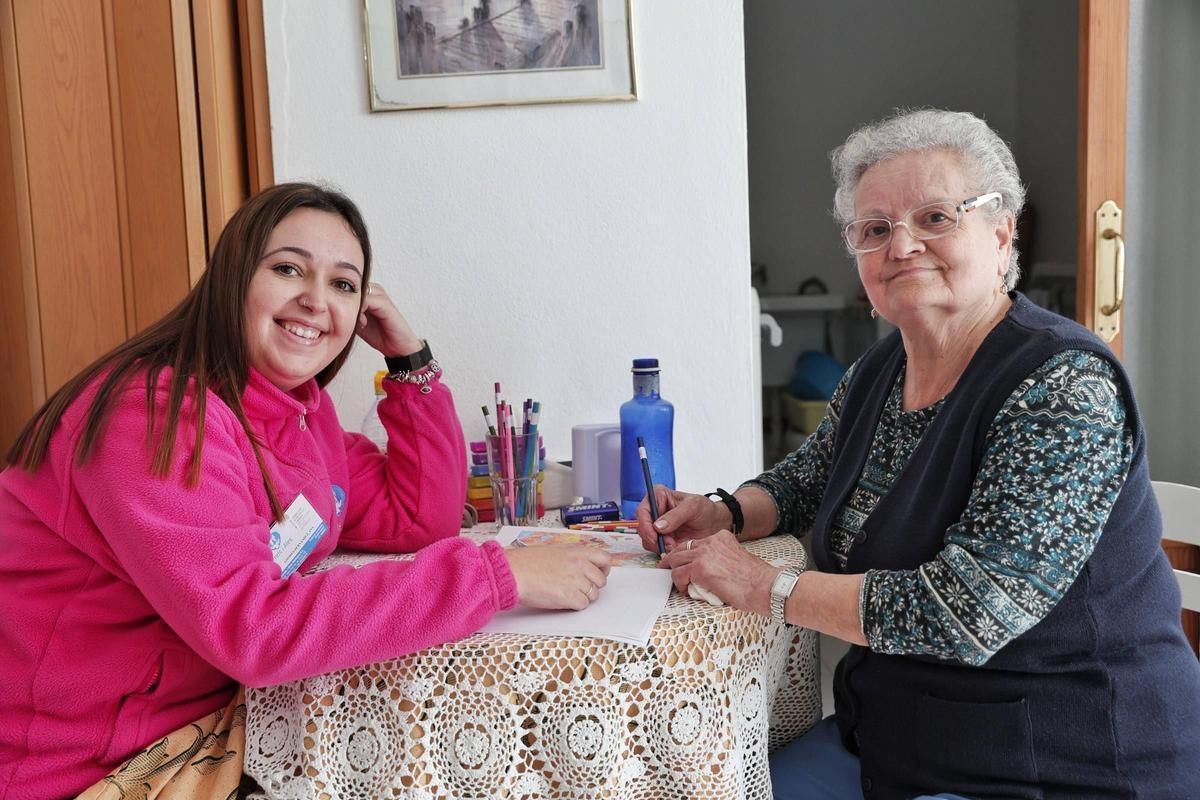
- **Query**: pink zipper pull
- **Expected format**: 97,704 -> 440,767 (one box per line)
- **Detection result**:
299,412 -> 307,431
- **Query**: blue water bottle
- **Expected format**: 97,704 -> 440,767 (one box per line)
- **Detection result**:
620,358 -> 675,518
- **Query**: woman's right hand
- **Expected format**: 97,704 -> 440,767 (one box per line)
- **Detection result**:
505,545 -> 612,611
635,486 -> 725,554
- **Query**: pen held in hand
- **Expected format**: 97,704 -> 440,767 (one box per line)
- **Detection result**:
637,436 -> 665,556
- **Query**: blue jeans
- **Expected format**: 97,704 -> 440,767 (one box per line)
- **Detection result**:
770,716 -> 972,800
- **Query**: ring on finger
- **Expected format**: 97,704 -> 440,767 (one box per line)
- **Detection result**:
686,539 -> 694,551
367,282 -> 378,296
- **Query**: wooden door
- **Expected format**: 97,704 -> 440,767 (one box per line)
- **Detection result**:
0,0 -> 272,455
1077,0 -> 1127,358
1078,0 -> 1199,653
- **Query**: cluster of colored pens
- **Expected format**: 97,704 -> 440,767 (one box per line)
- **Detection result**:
567,520 -> 640,532
466,443 -> 545,523
479,383 -> 544,524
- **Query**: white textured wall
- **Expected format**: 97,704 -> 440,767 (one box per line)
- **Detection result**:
262,1 -> 756,490
1125,0 -> 1200,485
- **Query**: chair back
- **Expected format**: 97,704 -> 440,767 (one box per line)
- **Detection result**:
1152,480 -> 1200,612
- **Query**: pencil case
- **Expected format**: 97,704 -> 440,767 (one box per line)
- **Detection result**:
560,501 -> 620,526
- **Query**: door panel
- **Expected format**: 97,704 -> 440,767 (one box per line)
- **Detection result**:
0,0 -> 269,454
108,0 -> 201,333
1077,0 -> 1128,357
0,10 -> 38,434
13,0 -> 127,392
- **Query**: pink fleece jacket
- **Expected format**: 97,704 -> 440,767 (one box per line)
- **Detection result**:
0,368 -> 517,799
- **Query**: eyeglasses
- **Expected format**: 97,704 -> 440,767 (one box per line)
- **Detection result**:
842,192 -> 1003,254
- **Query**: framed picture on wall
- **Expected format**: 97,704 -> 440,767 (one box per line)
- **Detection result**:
363,0 -> 636,111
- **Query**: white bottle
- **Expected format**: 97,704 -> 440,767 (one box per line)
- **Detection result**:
361,370 -> 389,452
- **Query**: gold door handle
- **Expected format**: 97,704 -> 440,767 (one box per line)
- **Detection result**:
1099,229 -> 1124,315
1092,200 -> 1124,342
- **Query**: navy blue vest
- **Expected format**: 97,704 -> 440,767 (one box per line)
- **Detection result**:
813,295 -> 1200,799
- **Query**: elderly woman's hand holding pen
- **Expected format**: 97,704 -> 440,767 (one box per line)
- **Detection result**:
634,483 -> 796,609
633,486 -> 724,554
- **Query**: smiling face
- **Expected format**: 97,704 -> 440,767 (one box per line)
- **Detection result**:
853,149 -> 1013,326
243,207 -> 365,392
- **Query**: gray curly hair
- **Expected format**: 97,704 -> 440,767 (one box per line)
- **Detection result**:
831,108 -> 1026,290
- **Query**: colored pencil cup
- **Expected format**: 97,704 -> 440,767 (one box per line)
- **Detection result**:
486,432 -> 541,526
492,476 -> 538,526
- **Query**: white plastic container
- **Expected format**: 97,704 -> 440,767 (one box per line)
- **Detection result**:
571,423 -> 621,504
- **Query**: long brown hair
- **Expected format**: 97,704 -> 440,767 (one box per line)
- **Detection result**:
4,182 -> 373,520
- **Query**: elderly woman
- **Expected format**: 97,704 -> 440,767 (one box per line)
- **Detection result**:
637,109 -> 1200,799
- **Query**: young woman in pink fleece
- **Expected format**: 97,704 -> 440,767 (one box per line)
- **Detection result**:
0,183 -> 610,799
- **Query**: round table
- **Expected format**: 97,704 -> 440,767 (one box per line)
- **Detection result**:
244,534 -> 821,800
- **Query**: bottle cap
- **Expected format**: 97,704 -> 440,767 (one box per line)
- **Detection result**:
374,370 -> 388,395
631,358 -> 660,373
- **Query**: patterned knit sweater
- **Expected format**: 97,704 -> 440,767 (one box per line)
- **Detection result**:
746,349 -> 1131,665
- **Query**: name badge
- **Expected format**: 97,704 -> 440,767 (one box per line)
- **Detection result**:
268,492 -> 329,578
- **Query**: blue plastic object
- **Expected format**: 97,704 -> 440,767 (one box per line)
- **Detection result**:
787,350 -> 846,401
620,358 -> 675,518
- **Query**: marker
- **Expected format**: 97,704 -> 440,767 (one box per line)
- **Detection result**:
637,436 -> 665,556
493,382 -> 504,439
516,401 -> 540,519
501,403 -> 516,523
481,405 -> 497,436
523,402 -> 540,478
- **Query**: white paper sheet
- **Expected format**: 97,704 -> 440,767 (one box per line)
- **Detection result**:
482,526 -> 674,646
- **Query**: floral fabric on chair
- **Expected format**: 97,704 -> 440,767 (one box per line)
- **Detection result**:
77,687 -> 246,800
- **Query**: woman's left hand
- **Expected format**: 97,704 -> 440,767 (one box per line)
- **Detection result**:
357,281 -> 424,357
660,530 -> 777,616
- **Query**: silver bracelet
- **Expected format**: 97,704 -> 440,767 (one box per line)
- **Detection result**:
388,359 -> 442,394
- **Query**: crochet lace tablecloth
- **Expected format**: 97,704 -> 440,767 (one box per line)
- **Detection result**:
244,534 -> 820,800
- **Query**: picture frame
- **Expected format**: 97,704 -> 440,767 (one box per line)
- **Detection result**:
363,0 -> 637,112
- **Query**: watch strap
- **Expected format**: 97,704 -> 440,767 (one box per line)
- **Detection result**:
705,488 -> 744,536
385,340 -> 433,374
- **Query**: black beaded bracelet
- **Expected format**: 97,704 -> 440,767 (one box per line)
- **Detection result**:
706,488 -> 744,536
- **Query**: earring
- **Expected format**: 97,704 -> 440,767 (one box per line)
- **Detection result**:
870,307 -> 878,319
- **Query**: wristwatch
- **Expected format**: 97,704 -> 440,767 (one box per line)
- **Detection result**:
770,568 -> 800,623
385,340 -> 433,375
